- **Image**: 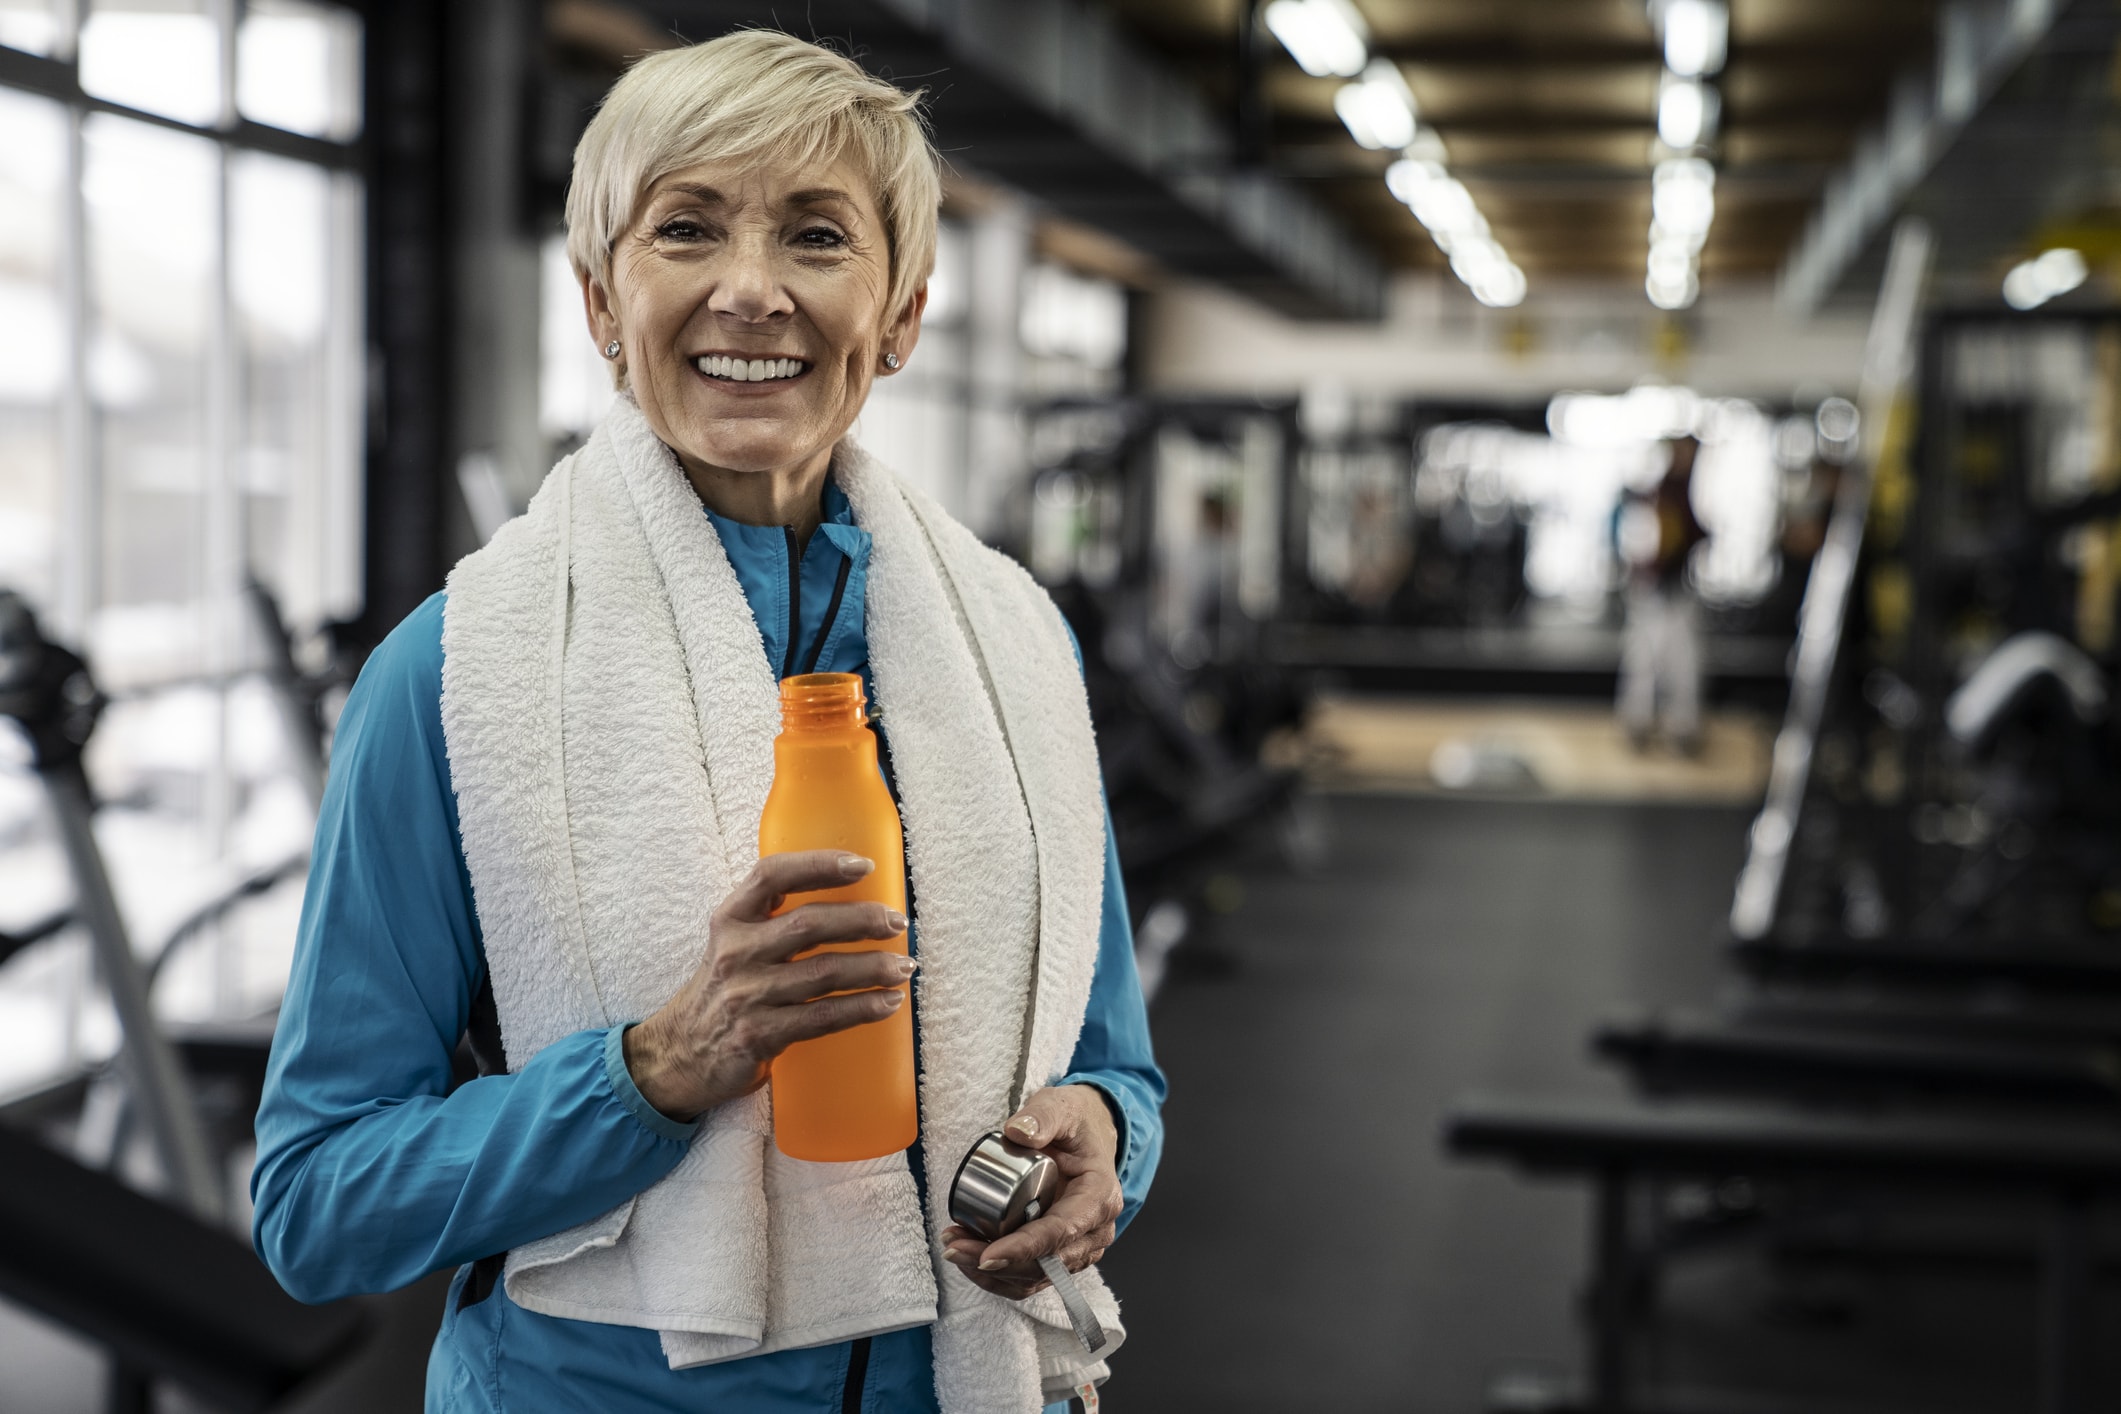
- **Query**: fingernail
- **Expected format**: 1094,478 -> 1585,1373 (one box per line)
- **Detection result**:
895,957 -> 919,978
1007,1115 -> 1038,1139
942,1249 -> 970,1265
885,909 -> 908,932
882,990 -> 905,1008
839,854 -> 874,878
978,1258 -> 1007,1272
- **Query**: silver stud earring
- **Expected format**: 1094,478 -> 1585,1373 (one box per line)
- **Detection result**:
603,340 -> 622,359
882,352 -> 900,370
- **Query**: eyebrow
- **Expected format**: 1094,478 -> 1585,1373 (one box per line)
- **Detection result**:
654,183 -> 858,212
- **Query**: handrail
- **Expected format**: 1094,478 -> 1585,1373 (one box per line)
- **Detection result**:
1730,218 -> 1933,941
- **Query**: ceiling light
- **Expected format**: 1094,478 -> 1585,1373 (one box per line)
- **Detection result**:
1651,158 -> 1715,237
1647,267 -> 1700,310
1385,158 -> 1525,306
1408,175 -> 1481,237
2003,247 -> 2089,310
1334,58 -> 1418,150
1657,74 -> 1719,149
1647,242 -> 1693,285
1402,127 -> 1448,165
1649,219 -> 1707,254
1263,0 -> 1369,79
2034,246 -> 2088,295
1472,263 -> 1527,308
1385,157 -> 1445,204
1658,0 -> 1728,78
1450,237 -> 1506,281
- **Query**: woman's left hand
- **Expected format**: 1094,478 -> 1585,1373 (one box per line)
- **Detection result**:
939,1085 -> 1123,1300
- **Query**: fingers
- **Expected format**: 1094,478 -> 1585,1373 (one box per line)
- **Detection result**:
721,851 -> 873,922
937,1229 -> 1045,1298
975,1175 -> 1120,1272
753,946 -> 916,1006
1000,1087 -> 1076,1152
769,987 -> 905,1048
757,900 -> 907,964
1001,1086 -> 1119,1181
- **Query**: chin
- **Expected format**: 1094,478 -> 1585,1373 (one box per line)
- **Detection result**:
679,417 -> 822,474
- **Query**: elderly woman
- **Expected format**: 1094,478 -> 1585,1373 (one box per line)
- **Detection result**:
251,31 -> 1163,1414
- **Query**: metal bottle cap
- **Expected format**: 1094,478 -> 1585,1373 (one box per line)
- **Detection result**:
947,1130 -> 1064,1241
946,1130 -> 1110,1357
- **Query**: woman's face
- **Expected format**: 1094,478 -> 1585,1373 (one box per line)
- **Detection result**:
586,150 -> 924,491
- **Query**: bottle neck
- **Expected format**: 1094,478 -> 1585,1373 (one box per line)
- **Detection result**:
778,672 -> 867,734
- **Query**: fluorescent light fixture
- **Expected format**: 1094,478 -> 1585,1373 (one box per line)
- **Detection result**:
1659,0 -> 1728,78
1402,127 -> 1449,165
1263,0 -> 1369,79
1657,74 -> 1719,149
1334,57 -> 1417,150
1647,158 -> 1714,311
1385,154 -> 1524,306
1647,241 -> 1694,286
1651,157 -> 1715,237
1472,262 -> 1527,308
2036,246 -> 2089,295
1647,267 -> 1700,310
1409,175 -> 1482,237
1650,219 -> 1708,254
2003,247 -> 2089,310
1385,157 -> 1445,204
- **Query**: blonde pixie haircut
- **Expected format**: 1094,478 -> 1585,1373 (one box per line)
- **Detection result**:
566,29 -> 941,326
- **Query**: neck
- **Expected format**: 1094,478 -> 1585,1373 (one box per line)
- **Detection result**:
679,445 -> 833,542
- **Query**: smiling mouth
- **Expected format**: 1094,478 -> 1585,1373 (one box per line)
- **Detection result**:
694,355 -> 811,384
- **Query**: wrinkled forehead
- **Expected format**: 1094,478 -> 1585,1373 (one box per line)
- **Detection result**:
633,149 -> 884,229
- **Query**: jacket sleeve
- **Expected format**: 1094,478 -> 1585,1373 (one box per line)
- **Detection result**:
1050,625 -> 1168,1233
1051,815 -> 1167,1233
250,594 -> 697,1304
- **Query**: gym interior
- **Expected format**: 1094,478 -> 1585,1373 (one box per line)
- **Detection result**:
5,1 -> 2121,1410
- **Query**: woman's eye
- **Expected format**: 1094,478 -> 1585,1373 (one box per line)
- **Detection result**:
656,219 -> 706,241
795,226 -> 847,249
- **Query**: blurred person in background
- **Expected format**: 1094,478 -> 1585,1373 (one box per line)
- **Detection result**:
1617,434 -> 1710,754
249,31 -> 1162,1414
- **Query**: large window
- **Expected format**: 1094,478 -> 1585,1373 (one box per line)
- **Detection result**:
0,2 -> 362,1096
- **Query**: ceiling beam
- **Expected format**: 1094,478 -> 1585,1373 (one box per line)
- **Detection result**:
1153,37 -> 1932,70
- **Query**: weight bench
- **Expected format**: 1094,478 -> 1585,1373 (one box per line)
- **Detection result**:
1731,986 -> 2121,1047
1732,935 -> 2121,996
0,1119 -> 366,1412
1444,1093 -> 2121,1414
1596,1010 -> 2121,1110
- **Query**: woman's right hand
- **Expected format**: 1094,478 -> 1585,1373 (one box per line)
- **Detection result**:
622,850 -> 913,1122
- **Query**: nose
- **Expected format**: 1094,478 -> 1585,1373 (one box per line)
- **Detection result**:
707,234 -> 793,324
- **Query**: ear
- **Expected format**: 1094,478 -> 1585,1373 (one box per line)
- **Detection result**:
877,283 -> 928,376
581,269 -> 620,355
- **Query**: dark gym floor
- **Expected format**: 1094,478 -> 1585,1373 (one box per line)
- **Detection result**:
1100,793 -> 1744,1412
1101,792 -> 2121,1414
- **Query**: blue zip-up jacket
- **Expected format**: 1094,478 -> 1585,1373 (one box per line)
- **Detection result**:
251,482 -> 1165,1413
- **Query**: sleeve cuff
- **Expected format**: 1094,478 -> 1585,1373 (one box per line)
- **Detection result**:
602,1024 -> 701,1144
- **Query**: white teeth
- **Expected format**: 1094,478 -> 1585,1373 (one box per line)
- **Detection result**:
694,355 -> 806,382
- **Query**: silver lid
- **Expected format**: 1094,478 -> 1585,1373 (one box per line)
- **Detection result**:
946,1130 -> 1064,1241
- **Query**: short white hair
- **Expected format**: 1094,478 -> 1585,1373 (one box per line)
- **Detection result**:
566,30 -> 941,324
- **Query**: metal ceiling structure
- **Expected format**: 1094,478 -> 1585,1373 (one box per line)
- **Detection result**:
533,0 -> 2115,317
1782,0 -> 2121,311
1109,0 -> 1949,287
539,0 -> 1388,319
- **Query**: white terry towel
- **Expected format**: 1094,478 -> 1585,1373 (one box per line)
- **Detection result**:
439,395 -> 1123,1410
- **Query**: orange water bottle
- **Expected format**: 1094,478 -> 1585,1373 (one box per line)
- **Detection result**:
759,672 -> 918,1161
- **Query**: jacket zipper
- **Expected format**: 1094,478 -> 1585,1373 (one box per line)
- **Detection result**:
782,527 -> 856,679
839,1335 -> 871,1413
